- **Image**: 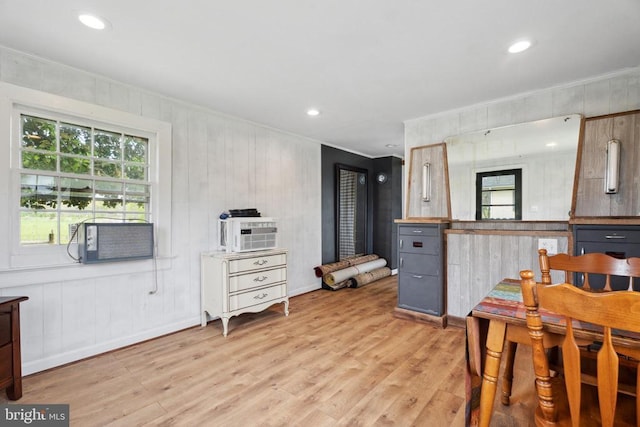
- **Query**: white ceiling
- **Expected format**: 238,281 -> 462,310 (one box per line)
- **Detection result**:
1,1 -> 639,158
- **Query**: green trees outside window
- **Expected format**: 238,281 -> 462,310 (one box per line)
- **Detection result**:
19,114 -> 150,244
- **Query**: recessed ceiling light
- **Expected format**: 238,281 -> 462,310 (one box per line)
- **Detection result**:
307,109 -> 320,117
78,13 -> 108,30
508,40 -> 532,54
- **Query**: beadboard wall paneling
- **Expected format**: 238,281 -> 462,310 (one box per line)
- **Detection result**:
405,67 -> 640,318
0,46 -> 322,375
446,231 -> 570,318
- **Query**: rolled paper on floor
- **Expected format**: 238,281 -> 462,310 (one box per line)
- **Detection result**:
323,258 -> 387,285
314,254 -> 379,277
348,267 -> 391,288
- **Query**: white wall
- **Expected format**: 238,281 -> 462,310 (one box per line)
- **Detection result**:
405,66 -> 640,318
0,46 -> 323,374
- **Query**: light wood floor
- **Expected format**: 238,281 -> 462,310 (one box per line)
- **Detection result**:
1,276 -> 539,426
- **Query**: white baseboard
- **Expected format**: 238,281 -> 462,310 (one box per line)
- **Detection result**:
22,316 -> 201,376
289,283 -> 321,297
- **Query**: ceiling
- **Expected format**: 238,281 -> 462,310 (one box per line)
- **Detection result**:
1,1 -> 639,158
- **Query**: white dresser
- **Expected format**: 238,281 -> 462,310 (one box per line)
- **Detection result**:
201,249 -> 289,336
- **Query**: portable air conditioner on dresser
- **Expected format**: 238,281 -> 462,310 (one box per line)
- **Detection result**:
218,217 -> 278,253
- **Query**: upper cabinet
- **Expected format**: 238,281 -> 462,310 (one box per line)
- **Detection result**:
405,143 -> 450,219
574,110 -> 640,219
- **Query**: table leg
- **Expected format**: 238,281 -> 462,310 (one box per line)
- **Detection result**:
479,319 -> 506,427
501,340 -> 517,405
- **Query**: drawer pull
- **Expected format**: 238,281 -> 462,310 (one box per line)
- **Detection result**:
412,274 -> 423,279
605,235 -> 626,239
254,293 -> 268,300
412,230 -> 423,234
254,259 -> 268,266
254,276 -> 268,282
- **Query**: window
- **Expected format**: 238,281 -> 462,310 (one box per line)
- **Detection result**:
19,113 -> 151,245
1,81 -> 172,268
476,169 -> 522,220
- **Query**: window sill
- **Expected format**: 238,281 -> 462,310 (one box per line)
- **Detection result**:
0,256 -> 173,288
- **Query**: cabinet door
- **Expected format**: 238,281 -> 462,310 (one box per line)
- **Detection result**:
399,253 -> 440,275
398,273 -> 442,316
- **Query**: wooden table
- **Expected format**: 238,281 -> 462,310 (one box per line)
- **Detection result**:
0,296 -> 28,400
466,279 -> 640,427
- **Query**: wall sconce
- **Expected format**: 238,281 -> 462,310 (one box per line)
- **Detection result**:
605,139 -> 620,194
422,162 -> 431,202
375,172 -> 388,184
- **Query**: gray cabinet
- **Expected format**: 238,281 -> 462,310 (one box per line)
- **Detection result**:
397,223 -> 446,316
574,225 -> 640,290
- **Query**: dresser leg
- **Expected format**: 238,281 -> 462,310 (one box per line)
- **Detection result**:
283,300 -> 289,316
222,317 -> 229,337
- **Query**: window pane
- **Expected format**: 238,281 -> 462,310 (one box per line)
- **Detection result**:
60,155 -> 90,174
94,129 -> 121,160
20,211 -> 57,245
60,212 -> 92,243
492,189 -> 515,205
125,213 -> 147,222
95,181 -> 123,210
126,183 -> 148,194
125,164 -> 147,180
94,160 -> 121,178
60,178 -> 93,210
21,115 -> 56,151
123,135 -> 147,163
482,174 -> 515,189
22,151 -> 57,171
60,123 -> 91,155
21,174 -> 58,210
125,201 -> 149,213
125,184 -> 149,213
487,205 -> 515,220
18,112 -> 153,246
125,184 -> 150,208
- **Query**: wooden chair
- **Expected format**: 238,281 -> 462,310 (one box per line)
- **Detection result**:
520,269 -> 640,426
501,249 -> 640,406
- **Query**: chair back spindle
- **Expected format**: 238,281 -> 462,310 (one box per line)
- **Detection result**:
521,268 -> 640,426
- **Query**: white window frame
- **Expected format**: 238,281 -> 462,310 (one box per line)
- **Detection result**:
0,82 -> 172,270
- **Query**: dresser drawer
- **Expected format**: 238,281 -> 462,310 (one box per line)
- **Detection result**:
398,235 -> 439,255
575,228 -> 640,244
229,267 -> 287,293
229,284 -> 287,311
228,253 -> 286,274
399,252 -> 440,275
398,225 -> 439,237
